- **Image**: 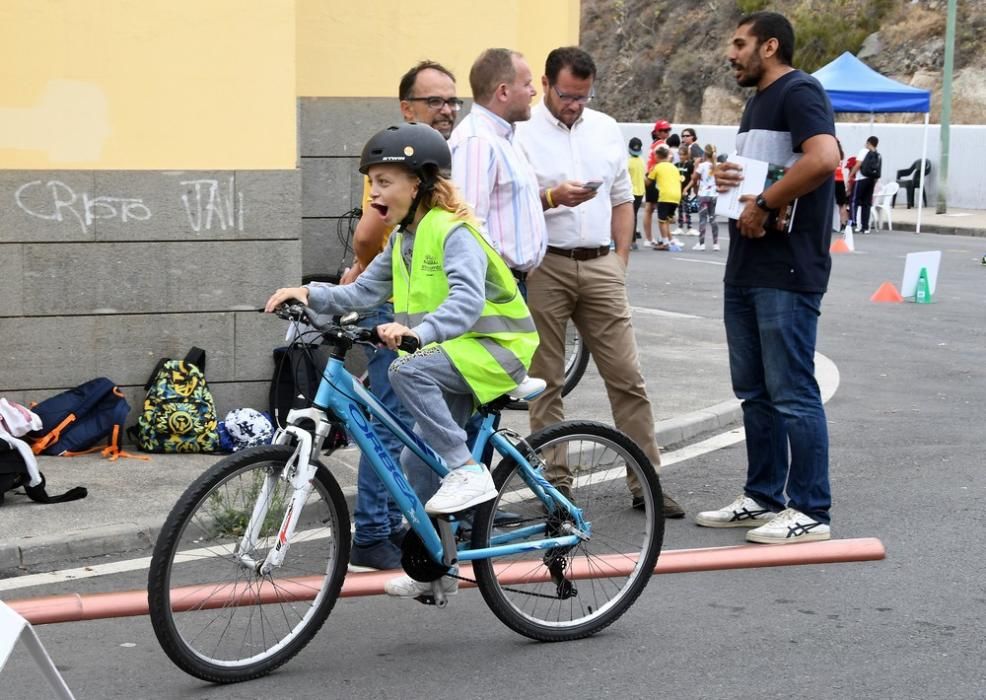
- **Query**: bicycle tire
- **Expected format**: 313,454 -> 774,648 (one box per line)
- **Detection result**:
471,420 -> 664,642
147,445 -> 350,683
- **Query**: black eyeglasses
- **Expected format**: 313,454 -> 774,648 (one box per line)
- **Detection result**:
552,85 -> 595,105
405,96 -> 465,111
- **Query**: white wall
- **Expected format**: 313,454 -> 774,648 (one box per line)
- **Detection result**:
619,121 -> 984,210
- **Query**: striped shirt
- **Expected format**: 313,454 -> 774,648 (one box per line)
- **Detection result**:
448,104 -> 546,271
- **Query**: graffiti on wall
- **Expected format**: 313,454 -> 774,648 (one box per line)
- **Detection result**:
13,177 -> 245,234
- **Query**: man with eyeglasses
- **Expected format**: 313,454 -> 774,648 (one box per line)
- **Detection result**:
448,48 -> 546,284
338,60 -> 461,574
515,46 -> 686,519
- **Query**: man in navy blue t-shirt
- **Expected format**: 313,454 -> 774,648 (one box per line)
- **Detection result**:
695,11 -> 840,544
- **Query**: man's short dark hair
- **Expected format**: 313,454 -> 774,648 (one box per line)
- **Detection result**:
545,46 -> 596,85
398,61 -> 456,101
738,11 -> 795,66
470,48 -> 520,104
867,136 -> 879,147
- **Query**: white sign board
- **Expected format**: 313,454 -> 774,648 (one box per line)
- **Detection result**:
900,250 -> 942,298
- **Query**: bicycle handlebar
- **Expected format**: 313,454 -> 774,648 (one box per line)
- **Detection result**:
274,303 -> 420,353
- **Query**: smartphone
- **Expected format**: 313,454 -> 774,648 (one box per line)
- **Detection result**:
583,180 -> 603,191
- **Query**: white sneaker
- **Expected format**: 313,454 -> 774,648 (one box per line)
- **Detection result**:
695,495 -> 776,528
670,237 -> 683,247
670,227 -> 683,236
686,228 -> 700,237
712,243 -> 721,251
692,243 -> 705,251
384,573 -> 459,598
424,465 -> 497,514
511,376 -> 546,401
745,507 -> 831,544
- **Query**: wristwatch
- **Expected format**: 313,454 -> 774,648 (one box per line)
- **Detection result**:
755,192 -> 776,213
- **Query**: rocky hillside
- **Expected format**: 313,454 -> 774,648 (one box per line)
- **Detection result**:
581,0 -> 986,125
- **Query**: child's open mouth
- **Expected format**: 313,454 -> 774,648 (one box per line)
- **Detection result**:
371,202 -> 389,218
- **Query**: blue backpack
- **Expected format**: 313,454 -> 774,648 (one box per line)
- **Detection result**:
28,377 -> 134,459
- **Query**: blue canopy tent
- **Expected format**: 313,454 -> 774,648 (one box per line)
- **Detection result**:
813,52 -> 932,231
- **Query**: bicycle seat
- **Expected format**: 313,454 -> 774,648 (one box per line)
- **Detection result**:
509,377 -> 546,401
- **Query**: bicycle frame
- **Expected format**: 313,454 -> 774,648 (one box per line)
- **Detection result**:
257,351 -> 589,574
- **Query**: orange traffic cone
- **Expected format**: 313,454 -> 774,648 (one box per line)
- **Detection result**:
830,238 -> 852,254
870,281 -> 903,303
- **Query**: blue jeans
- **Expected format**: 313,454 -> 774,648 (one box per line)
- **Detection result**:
723,285 -> 831,523
353,304 -> 416,545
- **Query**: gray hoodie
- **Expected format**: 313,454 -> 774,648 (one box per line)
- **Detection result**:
306,222 -> 487,348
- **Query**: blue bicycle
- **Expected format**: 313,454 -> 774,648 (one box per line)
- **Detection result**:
147,304 -> 664,683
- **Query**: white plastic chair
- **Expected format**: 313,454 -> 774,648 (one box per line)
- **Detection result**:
871,181 -> 899,231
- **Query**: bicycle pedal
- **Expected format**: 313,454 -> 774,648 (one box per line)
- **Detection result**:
414,593 -> 449,609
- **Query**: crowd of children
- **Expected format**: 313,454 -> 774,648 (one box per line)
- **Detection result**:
628,121 -> 721,252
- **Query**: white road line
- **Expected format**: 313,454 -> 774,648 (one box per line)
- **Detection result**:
0,528 -> 334,593
671,257 -> 727,266
629,306 -> 702,320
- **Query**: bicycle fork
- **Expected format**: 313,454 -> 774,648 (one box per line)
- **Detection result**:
236,409 -> 329,576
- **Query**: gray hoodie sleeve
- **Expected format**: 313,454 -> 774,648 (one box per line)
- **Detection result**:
412,225 -> 487,347
305,239 -> 395,315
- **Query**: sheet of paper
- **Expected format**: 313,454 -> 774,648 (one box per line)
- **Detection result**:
715,153 -> 790,222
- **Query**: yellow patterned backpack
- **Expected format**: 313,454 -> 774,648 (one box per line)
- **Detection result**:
129,347 -> 220,453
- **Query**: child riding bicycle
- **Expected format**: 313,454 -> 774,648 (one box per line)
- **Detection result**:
265,121 -> 539,553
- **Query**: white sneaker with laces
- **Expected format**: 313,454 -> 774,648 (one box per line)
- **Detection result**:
745,507 -> 831,544
692,243 -> 705,251
671,227 -> 683,236
384,573 -> 459,598
686,228 -> 700,237
712,243 -> 721,251
694,495 -> 776,528
425,465 -> 497,514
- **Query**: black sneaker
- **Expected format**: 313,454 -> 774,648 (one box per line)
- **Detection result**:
349,539 -> 402,572
633,492 -> 685,518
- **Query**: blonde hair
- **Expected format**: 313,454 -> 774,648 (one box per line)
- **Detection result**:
704,143 -> 717,162
423,176 -> 474,223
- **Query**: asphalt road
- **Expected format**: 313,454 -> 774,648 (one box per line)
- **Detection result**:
4,229 -> 985,699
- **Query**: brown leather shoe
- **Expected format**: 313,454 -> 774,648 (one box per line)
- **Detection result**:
662,492 -> 685,518
632,492 -> 686,518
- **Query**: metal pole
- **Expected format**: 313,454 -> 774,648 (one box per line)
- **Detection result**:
917,112 -> 929,233
936,0 -> 957,214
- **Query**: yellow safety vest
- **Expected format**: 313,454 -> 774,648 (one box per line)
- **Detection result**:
392,208 -> 539,404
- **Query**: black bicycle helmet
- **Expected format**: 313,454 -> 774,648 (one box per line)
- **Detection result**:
358,122 -> 451,177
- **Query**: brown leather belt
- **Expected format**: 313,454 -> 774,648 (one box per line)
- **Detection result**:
546,245 -> 610,261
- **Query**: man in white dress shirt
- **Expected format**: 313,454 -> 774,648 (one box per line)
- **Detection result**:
516,46 -> 684,518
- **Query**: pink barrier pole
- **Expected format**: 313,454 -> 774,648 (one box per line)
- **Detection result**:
7,537 -> 885,626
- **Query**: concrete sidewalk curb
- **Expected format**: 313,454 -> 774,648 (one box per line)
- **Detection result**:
905,223 -> 986,238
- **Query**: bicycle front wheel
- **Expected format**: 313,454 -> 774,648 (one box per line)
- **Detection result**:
471,421 -> 664,642
147,446 -> 350,683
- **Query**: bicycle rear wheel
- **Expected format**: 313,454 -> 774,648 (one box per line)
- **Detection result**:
147,446 -> 350,683
471,421 -> 663,642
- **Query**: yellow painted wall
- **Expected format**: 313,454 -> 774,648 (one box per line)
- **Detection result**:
0,0 -> 297,170
297,0 -> 581,98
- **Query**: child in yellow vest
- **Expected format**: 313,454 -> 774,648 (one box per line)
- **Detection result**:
265,123 -> 541,599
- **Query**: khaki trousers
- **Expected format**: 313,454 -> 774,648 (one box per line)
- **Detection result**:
526,251 -> 662,496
